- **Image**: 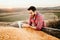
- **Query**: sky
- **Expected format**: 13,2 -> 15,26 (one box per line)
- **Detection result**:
0,0 -> 60,8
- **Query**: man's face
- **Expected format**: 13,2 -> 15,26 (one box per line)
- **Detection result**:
28,10 -> 35,16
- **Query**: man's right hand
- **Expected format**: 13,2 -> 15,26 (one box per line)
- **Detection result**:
22,24 -> 30,28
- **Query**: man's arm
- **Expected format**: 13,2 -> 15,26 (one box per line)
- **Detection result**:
21,17 -> 32,28
36,15 -> 44,30
29,16 -> 32,26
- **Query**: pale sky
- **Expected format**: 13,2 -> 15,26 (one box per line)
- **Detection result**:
0,0 -> 60,8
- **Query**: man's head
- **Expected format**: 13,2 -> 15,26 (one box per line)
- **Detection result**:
27,6 -> 36,16
28,6 -> 36,12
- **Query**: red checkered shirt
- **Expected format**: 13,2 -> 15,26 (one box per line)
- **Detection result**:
29,12 -> 46,30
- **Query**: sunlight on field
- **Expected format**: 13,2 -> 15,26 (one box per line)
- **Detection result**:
0,27 -> 59,40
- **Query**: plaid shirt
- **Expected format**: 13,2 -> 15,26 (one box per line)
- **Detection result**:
29,12 -> 46,30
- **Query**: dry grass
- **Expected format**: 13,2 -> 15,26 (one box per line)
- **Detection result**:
0,27 -> 59,40
47,19 -> 60,29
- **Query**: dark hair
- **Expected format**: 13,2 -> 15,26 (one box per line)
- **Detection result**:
28,6 -> 36,12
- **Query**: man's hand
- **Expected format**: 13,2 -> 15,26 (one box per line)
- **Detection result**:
22,24 -> 30,28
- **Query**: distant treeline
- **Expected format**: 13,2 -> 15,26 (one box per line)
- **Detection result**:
0,8 -> 25,13
0,6 -> 60,13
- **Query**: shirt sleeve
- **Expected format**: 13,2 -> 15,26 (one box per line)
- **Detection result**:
29,16 -> 32,26
36,15 -> 44,30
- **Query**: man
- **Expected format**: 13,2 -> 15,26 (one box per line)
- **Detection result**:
27,6 -> 46,30
10,6 -> 46,30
